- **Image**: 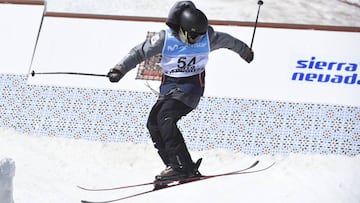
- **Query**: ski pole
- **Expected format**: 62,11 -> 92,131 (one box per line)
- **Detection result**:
250,0 -> 264,49
30,70 -> 108,77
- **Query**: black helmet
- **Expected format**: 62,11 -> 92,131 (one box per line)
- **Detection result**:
166,1 -> 196,32
179,8 -> 208,43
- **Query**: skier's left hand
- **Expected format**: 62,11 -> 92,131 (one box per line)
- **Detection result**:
244,48 -> 254,63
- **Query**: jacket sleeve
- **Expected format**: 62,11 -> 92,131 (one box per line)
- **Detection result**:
116,30 -> 166,74
208,26 -> 251,61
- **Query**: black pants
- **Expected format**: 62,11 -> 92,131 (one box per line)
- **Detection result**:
147,98 -> 195,172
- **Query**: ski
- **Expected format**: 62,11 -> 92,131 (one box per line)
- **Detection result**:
78,160 -> 259,192
80,161 -> 275,203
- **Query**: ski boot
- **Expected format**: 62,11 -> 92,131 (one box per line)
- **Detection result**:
153,158 -> 203,190
179,158 -> 203,184
153,166 -> 188,190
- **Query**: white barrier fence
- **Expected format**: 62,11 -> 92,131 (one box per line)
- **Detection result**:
0,2 -> 359,157
1,2 -> 359,106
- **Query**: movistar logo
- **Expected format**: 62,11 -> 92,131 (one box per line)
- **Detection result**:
291,56 -> 359,85
167,44 -> 180,51
167,42 -> 207,52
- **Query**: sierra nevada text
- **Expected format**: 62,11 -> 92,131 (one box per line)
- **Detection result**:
292,56 -> 359,85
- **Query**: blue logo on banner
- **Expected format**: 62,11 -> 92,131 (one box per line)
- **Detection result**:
292,56 -> 359,85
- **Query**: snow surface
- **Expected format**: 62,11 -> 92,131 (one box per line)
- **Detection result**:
0,128 -> 359,203
44,0 -> 360,27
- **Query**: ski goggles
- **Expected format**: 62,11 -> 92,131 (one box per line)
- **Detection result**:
180,27 -> 205,44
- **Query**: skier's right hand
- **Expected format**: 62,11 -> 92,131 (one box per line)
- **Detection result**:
107,67 -> 124,83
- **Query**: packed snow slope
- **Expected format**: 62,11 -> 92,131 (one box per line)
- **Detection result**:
0,128 -> 359,203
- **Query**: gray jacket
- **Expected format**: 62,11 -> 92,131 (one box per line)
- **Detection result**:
117,26 -> 251,108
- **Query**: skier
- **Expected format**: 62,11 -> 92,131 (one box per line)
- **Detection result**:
107,1 -> 254,183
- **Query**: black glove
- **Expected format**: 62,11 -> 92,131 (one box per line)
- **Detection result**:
107,68 -> 124,83
244,48 -> 254,63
